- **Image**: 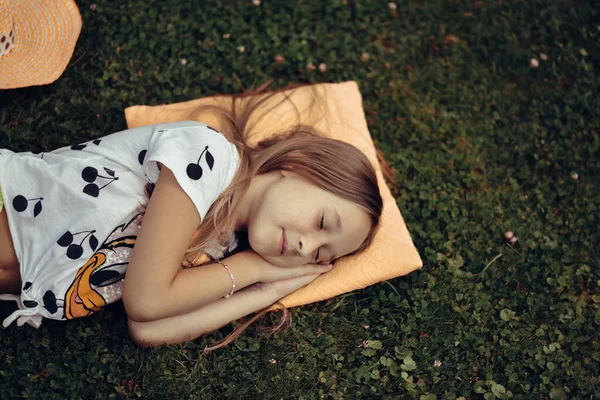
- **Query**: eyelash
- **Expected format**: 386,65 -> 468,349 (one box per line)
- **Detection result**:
315,214 -> 324,262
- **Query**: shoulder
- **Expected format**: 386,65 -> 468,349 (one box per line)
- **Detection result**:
152,121 -> 237,156
152,121 -> 225,139
143,121 -> 240,213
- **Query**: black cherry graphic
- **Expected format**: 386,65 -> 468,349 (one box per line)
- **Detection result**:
20,281 -> 62,313
81,166 -> 119,197
186,146 -> 214,180
43,290 -> 58,314
20,285 -> 62,313
57,229 -> 99,260
138,149 -> 147,165
12,195 -> 44,217
71,138 -> 102,151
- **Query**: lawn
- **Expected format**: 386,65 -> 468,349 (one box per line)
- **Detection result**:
1,0 -> 599,398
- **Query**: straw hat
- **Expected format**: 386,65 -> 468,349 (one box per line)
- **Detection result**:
0,0 -> 82,89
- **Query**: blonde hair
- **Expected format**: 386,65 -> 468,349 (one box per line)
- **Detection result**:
144,81 -> 384,351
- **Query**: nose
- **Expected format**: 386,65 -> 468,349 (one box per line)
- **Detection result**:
295,233 -> 325,258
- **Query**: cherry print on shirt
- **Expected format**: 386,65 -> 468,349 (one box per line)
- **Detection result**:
18,282 -> 66,315
63,213 -> 143,320
186,146 -> 214,180
43,290 -> 58,314
138,149 -> 147,165
81,166 -> 119,197
57,229 -> 99,260
71,138 -> 102,151
12,195 -> 44,217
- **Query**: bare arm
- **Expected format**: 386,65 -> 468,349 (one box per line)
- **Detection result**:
127,273 -> 322,347
122,165 -> 265,322
123,166 -> 331,322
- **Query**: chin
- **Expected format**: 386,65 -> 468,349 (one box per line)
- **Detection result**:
247,228 -> 287,267
260,253 -> 289,268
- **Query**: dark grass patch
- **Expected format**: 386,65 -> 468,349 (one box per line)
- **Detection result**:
1,0 -> 599,398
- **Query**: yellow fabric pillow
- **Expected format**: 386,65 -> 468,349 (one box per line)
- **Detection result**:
124,81 -> 422,308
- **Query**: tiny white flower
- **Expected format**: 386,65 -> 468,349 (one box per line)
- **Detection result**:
252,0 -> 261,5
388,2 -> 397,10
361,52 -> 370,62
540,53 -> 548,61
307,62 -> 316,71
434,360 -> 442,367
319,63 -> 327,73
509,235 -> 518,244
223,33 -> 231,39
180,58 -> 188,65
89,4 -> 97,11
237,45 -> 245,53
571,172 -> 579,180
504,231 -> 514,240
268,358 -> 276,364
361,324 -> 370,329
530,58 -> 539,68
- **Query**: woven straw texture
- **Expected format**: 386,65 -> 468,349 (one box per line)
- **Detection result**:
0,0 -> 81,89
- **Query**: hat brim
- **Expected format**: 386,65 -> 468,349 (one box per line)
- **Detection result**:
0,0 -> 82,89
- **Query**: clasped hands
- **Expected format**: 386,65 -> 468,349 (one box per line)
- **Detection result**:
250,252 -> 333,299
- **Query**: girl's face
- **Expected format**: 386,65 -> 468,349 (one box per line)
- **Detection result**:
245,170 -> 372,267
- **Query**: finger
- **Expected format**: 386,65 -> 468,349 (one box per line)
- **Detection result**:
303,264 -> 333,275
279,264 -> 331,281
278,273 -> 321,294
287,264 -> 330,279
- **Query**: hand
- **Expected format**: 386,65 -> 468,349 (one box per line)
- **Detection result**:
258,259 -> 333,283
253,272 -> 324,299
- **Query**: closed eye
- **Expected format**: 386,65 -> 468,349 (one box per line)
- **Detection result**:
315,213 -> 324,262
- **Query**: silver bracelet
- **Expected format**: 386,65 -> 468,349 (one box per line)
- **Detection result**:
215,259 -> 235,298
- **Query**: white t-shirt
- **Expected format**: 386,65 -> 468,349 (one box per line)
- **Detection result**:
0,121 -> 240,328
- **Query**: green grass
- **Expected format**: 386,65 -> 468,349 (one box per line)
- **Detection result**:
1,0 -> 599,398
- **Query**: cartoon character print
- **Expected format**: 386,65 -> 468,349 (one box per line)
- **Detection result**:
63,213 -> 143,320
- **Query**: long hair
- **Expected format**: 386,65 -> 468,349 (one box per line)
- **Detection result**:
144,81 -> 384,351
145,81 -> 384,265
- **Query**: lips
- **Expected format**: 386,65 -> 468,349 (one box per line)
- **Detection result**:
280,229 -> 287,255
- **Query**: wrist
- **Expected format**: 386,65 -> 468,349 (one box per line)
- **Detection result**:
247,250 -> 270,282
224,250 -> 266,285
